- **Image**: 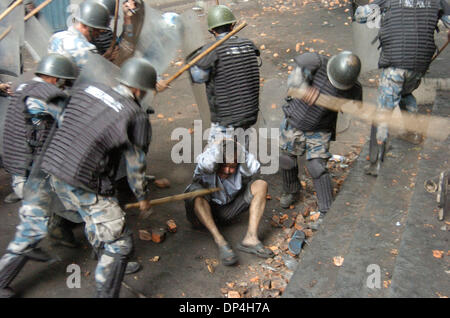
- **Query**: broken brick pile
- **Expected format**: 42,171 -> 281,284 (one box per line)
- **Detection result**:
220,148 -> 362,298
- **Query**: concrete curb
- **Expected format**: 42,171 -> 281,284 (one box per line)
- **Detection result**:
421,77 -> 450,91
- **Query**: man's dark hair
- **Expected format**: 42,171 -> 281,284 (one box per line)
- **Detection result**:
211,23 -> 233,35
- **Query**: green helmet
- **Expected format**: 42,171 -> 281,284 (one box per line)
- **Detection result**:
76,0 -> 111,30
327,51 -> 361,90
94,0 -> 116,17
118,58 -> 157,91
207,5 -> 236,31
35,53 -> 79,80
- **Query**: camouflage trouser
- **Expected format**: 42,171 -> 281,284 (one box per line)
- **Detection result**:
279,118 -> 332,160
0,175 -> 52,275
0,175 -> 133,292
48,176 -> 133,289
376,67 -> 423,142
11,174 -> 81,229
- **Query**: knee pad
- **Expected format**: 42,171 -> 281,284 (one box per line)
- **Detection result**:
279,152 -> 298,170
306,158 -> 327,179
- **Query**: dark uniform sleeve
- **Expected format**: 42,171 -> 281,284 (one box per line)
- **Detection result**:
124,111 -> 151,201
128,111 -> 151,153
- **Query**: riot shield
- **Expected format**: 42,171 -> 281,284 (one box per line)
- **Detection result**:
351,21 -> 380,74
135,3 -> 183,76
0,3 -> 23,77
180,9 -> 210,128
74,51 -> 120,87
0,95 -> 9,158
257,78 -> 286,139
24,16 -> 52,62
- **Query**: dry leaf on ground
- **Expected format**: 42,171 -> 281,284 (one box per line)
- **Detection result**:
333,256 -> 344,267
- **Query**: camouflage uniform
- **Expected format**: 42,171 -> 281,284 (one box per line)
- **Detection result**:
43,84 -> 149,296
355,1 -> 450,144
48,176 -> 133,288
279,118 -> 332,160
0,82 -> 69,297
375,67 -> 422,142
48,26 -> 97,68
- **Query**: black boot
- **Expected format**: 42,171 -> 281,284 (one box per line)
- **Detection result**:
0,254 -> 28,298
365,141 -> 387,177
96,252 -> 128,298
280,167 -> 302,209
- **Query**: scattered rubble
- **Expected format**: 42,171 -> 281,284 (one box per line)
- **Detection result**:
166,219 -> 177,233
219,145 -> 361,297
154,178 -> 171,189
151,228 -> 167,244
138,229 -> 152,241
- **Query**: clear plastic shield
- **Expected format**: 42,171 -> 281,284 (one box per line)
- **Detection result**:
0,4 -> 22,77
180,9 -> 206,58
0,1 -> 24,45
74,52 -> 120,87
179,10 -> 211,127
135,4 -> 183,75
24,16 -> 52,62
0,95 -> 9,157
257,78 -> 286,133
351,21 -> 380,74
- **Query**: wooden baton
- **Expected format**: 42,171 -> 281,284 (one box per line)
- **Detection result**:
431,39 -> 449,62
0,25 -> 12,41
109,0 -> 120,49
24,0 -> 53,21
124,187 -> 222,210
0,0 -> 23,23
287,86 -> 450,141
164,21 -> 248,86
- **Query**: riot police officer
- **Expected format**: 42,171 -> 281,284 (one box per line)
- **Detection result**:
40,58 -> 155,297
189,5 -> 261,145
0,53 -> 78,298
355,0 -> 450,176
279,51 -> 362,221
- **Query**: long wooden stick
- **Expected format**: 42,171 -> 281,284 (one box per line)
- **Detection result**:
0,25 -> 12,41
124,187 -> 222,210
287,86 -> 450,141
24,0 -> 52,21
0,0 -> 23,23
165,21 -> 247,85
431,40 -> 449,62
109,0 -> 120,49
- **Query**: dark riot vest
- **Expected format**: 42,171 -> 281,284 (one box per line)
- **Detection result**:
378,0 -> 440,73
205,36 -> 260,128
41,83 -> 151,195
2,80 -> 64,177
282,54 -> 362,137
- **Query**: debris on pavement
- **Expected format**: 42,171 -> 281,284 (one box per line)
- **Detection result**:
151,228 -> 167,243
138,229 -> 152,241
154,178 -> 171,189
166,219 -> 177,233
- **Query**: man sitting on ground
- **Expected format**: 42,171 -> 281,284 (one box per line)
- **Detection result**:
184,139 -> 274,266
